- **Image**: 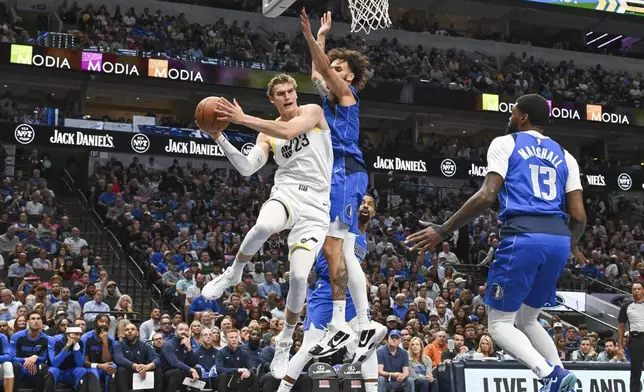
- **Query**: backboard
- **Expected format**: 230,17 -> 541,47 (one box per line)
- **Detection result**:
263,0 -> 297,18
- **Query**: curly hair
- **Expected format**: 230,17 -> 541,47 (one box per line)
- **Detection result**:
327,48 -> 370,91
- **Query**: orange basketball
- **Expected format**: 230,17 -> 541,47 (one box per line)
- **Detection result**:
195,97 -> 229,136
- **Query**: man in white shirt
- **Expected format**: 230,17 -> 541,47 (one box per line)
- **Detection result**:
0,289 -> 21,321
438,242 -> 459,264
25,193 -> 44,215
63,227 -> 88,255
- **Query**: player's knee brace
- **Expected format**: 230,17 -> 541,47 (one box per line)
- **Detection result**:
286,249 -> 316,313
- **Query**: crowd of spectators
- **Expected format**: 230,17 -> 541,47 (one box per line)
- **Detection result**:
2,2 -> 644,109
79,149 -> 635,392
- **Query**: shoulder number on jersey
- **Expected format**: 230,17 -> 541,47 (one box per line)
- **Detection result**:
529,164 -> 557,201
280,134 -> 310,158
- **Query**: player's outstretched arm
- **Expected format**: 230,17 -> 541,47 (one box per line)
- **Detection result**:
301,8 -> 354,105
215,99 -> 324,141
213,132 -> 270,177
312,11 -> 331,98
563,151 -> 586,247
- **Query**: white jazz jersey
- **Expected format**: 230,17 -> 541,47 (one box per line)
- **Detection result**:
270,127 -> 333,193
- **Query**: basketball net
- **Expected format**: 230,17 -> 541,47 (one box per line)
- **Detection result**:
349,0 -> 391,34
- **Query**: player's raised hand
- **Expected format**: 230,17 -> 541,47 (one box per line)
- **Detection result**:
301,8 -> 314,40
214,98 -> 245,124
318,11 -> 332,37
405,220 -> 444,252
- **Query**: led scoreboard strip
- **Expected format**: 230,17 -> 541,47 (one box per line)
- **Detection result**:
524,0 -> 644,16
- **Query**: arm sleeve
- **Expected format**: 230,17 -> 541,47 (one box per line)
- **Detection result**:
49,337 -> 70,368
258,285 -> 267,298
486,135 -> 515,179
618,303 -> 629,324
408,360 -> 418,379
73,342 -> 85,367
113,342 -> 135,369
10,335 -> 24,364
215,135 -> 267,177
0,335 -> 11,363
161,341 -> 191,372
563,150 -> 583,193
215,350 -> 236,375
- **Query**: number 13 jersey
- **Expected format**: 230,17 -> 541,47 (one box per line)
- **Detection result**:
270,126 -> 333,194
487,130 -> 582,236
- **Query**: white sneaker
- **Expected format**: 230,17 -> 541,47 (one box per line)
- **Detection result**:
270,338 -> 293,379
350,321 -> 388,364
201,267 -> 239,300
308,322 -> 355,357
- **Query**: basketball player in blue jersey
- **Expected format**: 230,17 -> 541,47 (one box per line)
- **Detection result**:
276,194 -> 386,392
300,9 -> 382,359
406,94 -> 587,392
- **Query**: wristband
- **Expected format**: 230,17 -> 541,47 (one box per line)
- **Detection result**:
91,363 -> 97,369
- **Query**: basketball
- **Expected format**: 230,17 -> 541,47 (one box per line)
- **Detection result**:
195,97 -> 229,136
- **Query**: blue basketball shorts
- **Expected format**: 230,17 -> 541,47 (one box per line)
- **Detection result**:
329,158 -> 368,237
304,284 -> 357,331
484,233 -> 570,312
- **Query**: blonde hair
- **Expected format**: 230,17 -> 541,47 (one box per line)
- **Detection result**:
477,334 -> 495,356
189,320 -> 202,337
267,73 -> 297,97
114,295 -> 133,311
408,337 -> 426,362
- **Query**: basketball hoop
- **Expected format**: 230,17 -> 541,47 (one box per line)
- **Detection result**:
348,0 -> 391,34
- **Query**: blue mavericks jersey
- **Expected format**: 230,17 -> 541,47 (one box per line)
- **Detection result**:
309,233 -> 368,304
323,86 -> 364,165
498,132 -> 570,236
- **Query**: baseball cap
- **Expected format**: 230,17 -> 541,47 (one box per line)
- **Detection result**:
389,330 -> 402,338
454,277 -> 467,284
553,322 -> 563,328
66,327 -> 82,334
469,315 -> 480,322
386,315 -> 398,322
259,316 -> 270,323
106,281 -> 117,288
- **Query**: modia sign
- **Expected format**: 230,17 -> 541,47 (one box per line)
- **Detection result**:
481,94 -> 580,120
10,44 -> 70,69
81,52 -> 140,76
586,104 -> 630,125
148,59 -> 203,82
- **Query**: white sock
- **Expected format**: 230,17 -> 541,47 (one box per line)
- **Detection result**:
487,308 -> 554,379
230,259 -> 247,280
277,380 -> 294,392
331,301 -> 346,326
365,381 -> 378,392
344,233 -> 370,329
356,310 -> 370,330
278,322 -> 296,342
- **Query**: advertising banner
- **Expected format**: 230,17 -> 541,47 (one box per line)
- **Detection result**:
5,43 -> 644,128
464,367 -> 636,392
1,43 -> 316,92
365,151 -> 644,192
7,123 -> 254,158
523,0 -> 644,17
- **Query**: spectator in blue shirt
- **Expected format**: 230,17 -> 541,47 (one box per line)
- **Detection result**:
97,184 -> 116,208
258,271 -> 281,299
188,295 -> 221,320
191,230 -> 207,253
215,329 -> 258,392
392,294 -> 409,320
377,330 -> 413,392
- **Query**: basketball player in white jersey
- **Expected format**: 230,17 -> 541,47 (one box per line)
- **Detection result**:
200,73 -> 333,377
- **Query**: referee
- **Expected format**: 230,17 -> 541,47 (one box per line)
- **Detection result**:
618,282 -> 644,392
